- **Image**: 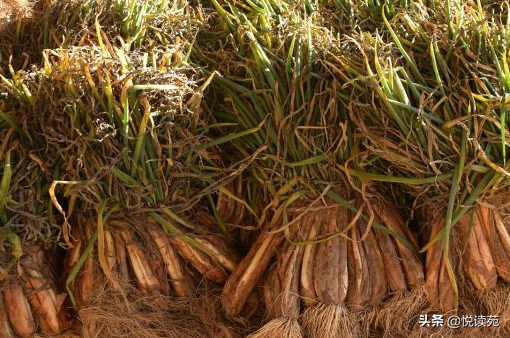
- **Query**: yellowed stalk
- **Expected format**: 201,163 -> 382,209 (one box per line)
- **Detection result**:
377,205 -> 424,288
363,229 -> 388,306
300,212 -> 319,307
264,266 -> 282,320
425,220 -> 442,309
478,206 -> 510,282
457,208 -> 497,290
375,230 -> 407,293
0,292 -> 15,338
425,220 -> 456,311
75,226 -> 97,306
112,230 -> 130,282
193,236 -> 240,272
170,236 -> 228,284
62,238 -> 82,281
216,187 -> 235,223
276,243 -> 302,319
3,284 -> 35,338
148,227 -> 195,297
222,229 -> 284,316
119,228 -> 165,296
492,209 -> 510,281
346,226 -> 371,312
313,209 -> 349,306
103,228 -> 117,274
22,269 -> 60,336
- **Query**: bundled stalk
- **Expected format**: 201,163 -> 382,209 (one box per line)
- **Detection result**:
223,195 -> 425,338
64,212 -> 240,307
323,1 -> 510,333
1,0 -> 235,281
215,179 -> 249,228
0,103 -> 71,337
1,2 -> 245,336
199,1 -> 428,336
0,241 -> 71,338
7,0 -> 510,336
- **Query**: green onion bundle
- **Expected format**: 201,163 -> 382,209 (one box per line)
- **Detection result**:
201,1 -> 427,337
329,1 -> 510,329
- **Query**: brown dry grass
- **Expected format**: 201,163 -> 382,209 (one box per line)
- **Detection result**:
0,0 -> 30,27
